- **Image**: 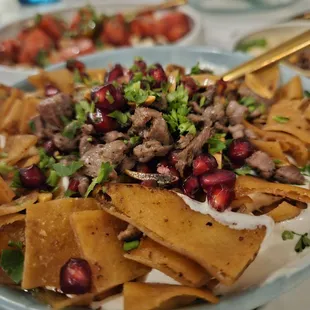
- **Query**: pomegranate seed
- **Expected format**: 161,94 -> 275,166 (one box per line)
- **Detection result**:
193,154 -> 218,176
141,180 -> 157,187
68,179 -> 80,192
66,59 -> 85,73
88,108 -> 118,133
207,185 -> 235,212
183,175 -> 200,198
182,76 -> 197,97
45,84 -> 59,97
134,59 -> 147,72
19,165 -> 46,189
200,169 -> 236,192
60,258 -> 92,294
91,84 -> 125,111
43,140 -> 56,156
168,151 -> 179,166
227,138 -> 255,165
136,163 -> 152,174
106,64 -> 124,82
148,63 -> 167,88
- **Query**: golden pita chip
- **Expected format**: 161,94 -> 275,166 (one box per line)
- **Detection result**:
99,184 -> 266,285
267,201 -> 302,222
0,176 -> 15,204
0,214 -> 25,227
123,282 -> 219,310
1,99 -> 24,134
22,198 -> 100,289
236,176 -> 310,203
87,69 -> 106,84
124,237 -> 210,287
3,134 -> 37,165
264,99 -> 310,144
0,88 -> 23,124
244,193 -> 283,213
19,96 -> 40,134
17,154 -> 40,168
70,210 -> 150,293
230,196 -> 253,210
275,76 -> 303,101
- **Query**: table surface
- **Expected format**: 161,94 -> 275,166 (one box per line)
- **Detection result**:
1,1 -> 310,309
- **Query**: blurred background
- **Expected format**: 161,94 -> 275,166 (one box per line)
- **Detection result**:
1,0 -> 310,309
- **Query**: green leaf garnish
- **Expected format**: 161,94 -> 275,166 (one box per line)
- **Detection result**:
123,240 -> 140,252
234,165 -> 255,176
199,96 -> 206,107
34,13 -> 42,25
73,69 -> 82,83
84,162 -> 113,198
190,62 -> 202,75
282,231 -> 295,240
272,115 -> 290,124
0,241 -> 24,283
282,230 -> 310,253
129,136 -> 141,146
300,164 -> 310,176
304,90 -> 310,98
64,189 -> 77,197
10,171 -> 22,189
52,161 -> 84,177
207,133 -> 226,155
273,159 -> 282,165
235,38 -> 267,52
29,120 -> 36,133
62,120 -> 82,139
46,170 -> 60,188
0,162 -> 15,176
108,111 -> 130,126
35,49 -> 49,68
8,241 -> 23,250
124,81 -> 149,105
38,148 -> 56,170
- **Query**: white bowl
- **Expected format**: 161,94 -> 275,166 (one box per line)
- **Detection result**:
0,0 -> 202,85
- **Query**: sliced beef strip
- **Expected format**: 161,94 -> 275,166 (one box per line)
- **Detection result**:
129,107 -> 172,145
226,100 -> 248,126
228,124 -> 246,139
133,140 -> 173,163
188,114 -> 205,124
118,156 -> 136,172
53,133 -> 79,152
246,151 -> 275,179
81,140 -> 128,177
118,224 -> 143,242
274,165 -> 305,185
30,115 -> 45,139
175,126 -> 212,176
37,93 -> 73,129
176,134 -> 195,149
103,131 -> 128,143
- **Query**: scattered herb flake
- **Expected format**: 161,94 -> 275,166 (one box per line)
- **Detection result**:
282,230 -> 310,253
64,189 -> 77,197
108,111 -> 130,126
52,161 -> 84,177
38,148 -> 55,170
124,81 -> 149,105
35,49 -> 49,68
234,165 -> 255,176
129,136 -> 141,146
304,90 -> 310,98
300,165 -> 310,176
29,120 -> 36,133
190,62 -> 201,75
11,171 -> 22,189
73,69 -> 82,83
46,170 -> 60,188
236,38 -> 267,52
199,96 -> 206,107
207,133 -> 226,155
123,240 -> 140,252
62,120 -> 82,139
0,162 -> 15,176
273,159 -> 282,165
272,115 -> 290,124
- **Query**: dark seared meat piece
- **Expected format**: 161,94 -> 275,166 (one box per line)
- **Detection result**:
37,93 -> 73,129
176,134 -> 195,149
30,115 -> 45,139
149,94 -> 168,111
82,141 -> 128,177
103,131 -> 128,143
238,84 -> 273,106
133,140 -> 173,163
53,133 -> 79,152
175,126 -> 211,176
118,156 -> 136,172
118,224 -> 142,242
130,107 -> 172,145
189,101 -> 204,114
79,124 -> 95,156
201,85 -> 216,106
226,100 -> 248,125
274,165 -> 305,185
228,124 -> 245,139
246,151 -> 275,179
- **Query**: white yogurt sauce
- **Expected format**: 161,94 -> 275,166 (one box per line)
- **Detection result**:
0,134 -> 6,149
61,176 -> 69,192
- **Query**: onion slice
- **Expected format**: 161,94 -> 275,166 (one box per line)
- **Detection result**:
125,170 -> 179,185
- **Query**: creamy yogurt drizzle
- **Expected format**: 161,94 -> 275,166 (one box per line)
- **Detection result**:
0,134 -> 6,149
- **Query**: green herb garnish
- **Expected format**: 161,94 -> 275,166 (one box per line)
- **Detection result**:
108,111 -> 130,126
62,120 -> 82,139
282,231 -> 310,253
123,240 -> 140,252
0,162 -> 15,176
207,133 -> 226,155
29,120 -> 36,133
273,159 -> 282,165
300,165 -> 310,176
52,161 -> 84,177
46,170 -> 60,188
35,50 -> 49,68
84,162 -> 113,198
38,148 -> 55,170
64,189 -> 77,197
129,136 -> 141,146
234,165 -> 255,176
190,62 -> 202,75
236,38 -> 267,52
34,13 -> 42,25
11,171 -> 22,189
304,90 -> 310,98
272,115 -> 290,124
124,81 -> 149,105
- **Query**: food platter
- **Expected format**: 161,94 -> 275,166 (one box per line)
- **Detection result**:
1,46 -> 310,310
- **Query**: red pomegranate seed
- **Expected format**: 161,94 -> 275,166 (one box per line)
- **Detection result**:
60,258 -> 92,294
207,185 -> 235,212
134,59 -> 147,72
91,84 -> 125,111
183,175 -> 200,198
148,63 -> 167,88
45,84 -> 59,97
141,180 -> 157,187
227,138 -> 255,165
193,153 -> 218,176
68,179 -> 80,192
66,59 -> 85,73
19,165 -> 46,189
106,64 -> 124,82
200,169 -> 236,192
43,140 -> 56,156
136,163 -> 152,174
88,108 -> 118,133
182,76 -> 197,97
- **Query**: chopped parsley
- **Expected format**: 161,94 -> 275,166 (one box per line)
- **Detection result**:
34,13 -> 42,25
108,111 -> 130,126
272,115 -> 290,124
52,161 -> 84,177
35,49 -> 49,68
0,162 -> 15,176
304,90 -> 310,98
273,159 -> 282,165
62,120 -> 82,139
300,165 -> 310,176
73,69 -> 83,83
123,240 -> 140,252
10,171 -> 22,189
239,97 -> 265,114
199,96 -> 206,107
38,148 -> 55,170
64,189 -> 77,197
124,81 -> 149,105
84,162 -> 113,198
234,165 -> 255,176
46,170 -> 60,188
282,230 -> 310,253
207,133 -> 226,155
190,62 -> 202,75
29,120 -> 36,133
0,241 -> 24,283
129,136 -> 141,146
235,38 -> 267,52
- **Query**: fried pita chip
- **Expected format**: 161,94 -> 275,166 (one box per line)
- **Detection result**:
244,193 -> 283,213
99,184 -> 266,285
0,176 -> 15,204
275,76 -> 303,101
22,198 -> 100,289
264,99 -> 310,144
123,282 -> 219,310
245,64 -> 279,99
124,237 -> 210,287
266,201 -> 301,222
236,176 -> 310,203
0,214 -> 25,227
17,154 -> 40,168
3,134 -> 37,165
19,96 -> 40,134
1,98 -> 24,134
0,88 -> 23,124
87,69 -> 106,84
230,196 -> 253,210
70,210 -> 150,293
